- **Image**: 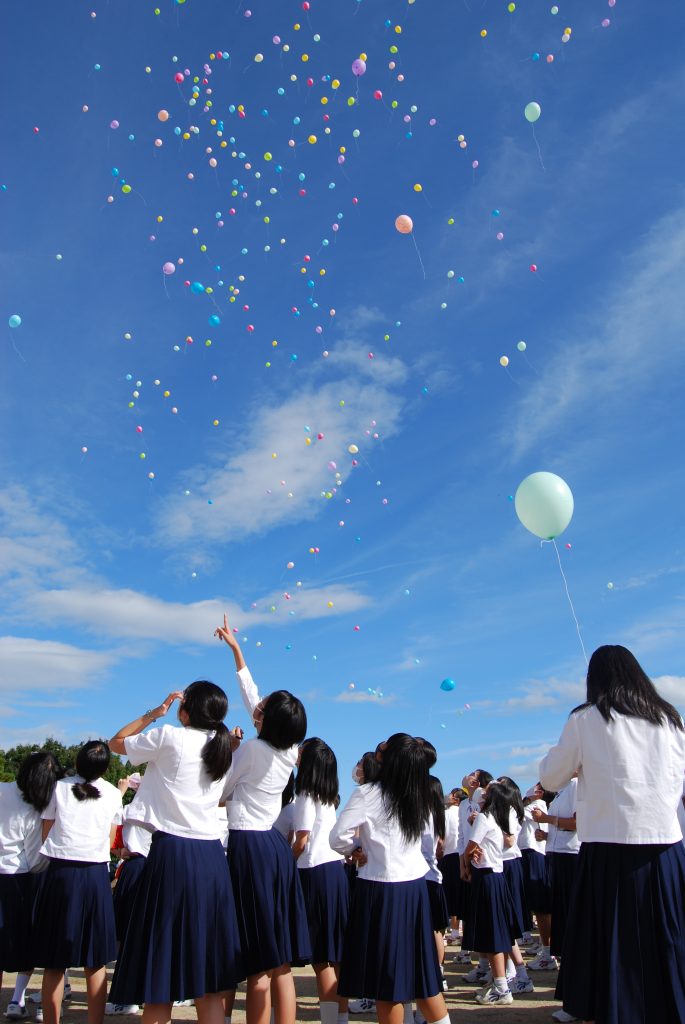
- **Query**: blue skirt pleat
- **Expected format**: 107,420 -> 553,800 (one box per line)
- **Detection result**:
557,842 -> 685,1024
338,877 -> 443,1003
438,852 -> 461,917
32,860 -> 117,968
502,858 -> 532,936
426,879 -> 450,933
297,860 -> 349,964
227,828 -> 312,976
0,873 -> 36,970
110,832 -> 243,1004
548,851 -> 579,957
112,856 -> 147,943
521,848 -> 551,914
462,867 -> 517,955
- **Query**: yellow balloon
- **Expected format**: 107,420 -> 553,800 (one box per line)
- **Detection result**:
499,356 -> 509,367
308,134 -> 317,144
413,183 -> 422,193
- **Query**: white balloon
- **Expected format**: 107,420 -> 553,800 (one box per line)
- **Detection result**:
514,471 -> 574,539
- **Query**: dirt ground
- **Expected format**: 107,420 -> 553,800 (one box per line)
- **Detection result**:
1,948 -> 565,1024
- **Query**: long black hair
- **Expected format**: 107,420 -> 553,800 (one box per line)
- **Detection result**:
281,771 -> 295,808
379,733 -> 431,843
428,775 -> 446,841
497,776 -> 525,825
475,769 -> 493,789
573,645 -> 683,730
17,752 -> 60,813
296,737 -> 338,806
415,737 -> 437,769
480,782 -> 513,836
72,741 -> 110,801
181,681 -> 232,781
359,750 -> 381,784
259,690 -> 307,750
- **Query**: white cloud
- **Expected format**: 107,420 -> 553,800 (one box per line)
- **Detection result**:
0,636 -> 117,693
653,675 -> 685,709
333,689 -> 397,705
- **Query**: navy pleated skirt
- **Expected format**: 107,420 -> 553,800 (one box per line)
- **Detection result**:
521,848 -> 551,914
297,860 -> 349,964
557,842 -> 685,1024
426,879 -> 450,933
338,877 -> 443,1002
462,867 -> 517,955
548,852 -> 579,957
439,852 -> 461,917
112,856 -> 146,942
228,828 -> 311,976
110,832 -> 242,1004
32,859 -> 117,968
502,857 -> 532,936
0,872 -> 36,970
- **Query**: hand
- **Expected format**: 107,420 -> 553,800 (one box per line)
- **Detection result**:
149,691 -> 184,720
534,828 -> 547,842
530,807 -> 544,822
468,811 -> 477,826
471,845 -> 483,864
350,846 -> 368,867
214,614 -> 238,646
230,726 -> 243,752
117,777 -> 131,794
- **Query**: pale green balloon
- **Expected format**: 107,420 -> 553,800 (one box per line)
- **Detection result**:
517,340 -> 526,351
514,471 -> 573,539
524,101 -> 541,123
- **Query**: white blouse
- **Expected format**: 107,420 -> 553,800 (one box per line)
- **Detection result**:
292,794 -> 342,869
330,782 -> 429,883
0,783 -> 44,874
540,706 -> 685,845
41,777 -> 122,862
420,813 -> 442,883
456,789 -> 484,855
519,799 -> 548,854
501,807 -> 523,861
442,804 -> 460,856
469,811 -> 504,872
545,780 -> 581,854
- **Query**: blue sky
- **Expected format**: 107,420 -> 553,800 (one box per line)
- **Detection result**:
2,0 -> 685,798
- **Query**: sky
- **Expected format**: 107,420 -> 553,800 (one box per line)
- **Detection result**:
2,0 -> 685,799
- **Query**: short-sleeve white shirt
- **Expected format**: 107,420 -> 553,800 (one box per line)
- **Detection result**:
519,799 -> 548,854
0,783 -> 44,874
292,794 -> 342,869
501,807 -> 522,861
41,777 -> 122,862
469,811 -> 504,872
546,780 -> 580,854
443,804 -> 460,856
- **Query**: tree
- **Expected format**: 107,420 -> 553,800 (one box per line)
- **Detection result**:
0,738 -> 141,796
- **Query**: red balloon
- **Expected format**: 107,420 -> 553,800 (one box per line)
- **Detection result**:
374,90 -> 383,100
530,263 -> 538,272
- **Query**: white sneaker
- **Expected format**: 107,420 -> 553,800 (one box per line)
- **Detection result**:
464,967 -> 491,985
551,1012 -> 579,1023
445,928 -> 461,945
509,976 -> 535,993
34,1010 -> 43,1024
348,1000 -> 376,1014
475,984 -> 514,1005
526,941 -> 542,956
172,1002 -> 193,1008
527,952 -> 559,971
104,1005 -> 140,1016
454,950 -> 473,964
5,1006 -> 28,1020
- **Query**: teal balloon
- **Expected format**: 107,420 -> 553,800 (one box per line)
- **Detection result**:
524,102 -> 541,123
208,314 -> 221,326
190,281 -> 205,294
440,678 -> 456,692
8,314 -> 21,328
514,471 -> 574,540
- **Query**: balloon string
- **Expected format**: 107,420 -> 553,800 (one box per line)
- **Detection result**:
532,125 -> 546,172
551,539 -> 588,665
412,233 -> 426,279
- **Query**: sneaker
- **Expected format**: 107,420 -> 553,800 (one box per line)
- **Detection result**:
551,1012 -> 579,1023
5,1005 -> 28,1020
34,1010 -> 43,1024
519,934 -> 535,947
172,1002 -> 193,1008
528,952 -> 559,971
526,942 -> 542,956
509,977 -> 535,994
475,984 -> 514,1006
61,988 -> 72,1004
105,1005 -> 140,1016
464,967 -> 491,985
454,950 -> 473,964
28,998 -> 41,1007
348,1000 -> 376,1014
445,928 -> 461,945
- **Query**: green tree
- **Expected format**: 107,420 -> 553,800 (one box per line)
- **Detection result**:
0,738 -> 141,796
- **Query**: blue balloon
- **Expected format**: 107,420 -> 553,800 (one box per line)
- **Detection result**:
208,314 -> 221,326
190,282 -> 205,294
8,314 -> 22,328
440,678 -> 456,692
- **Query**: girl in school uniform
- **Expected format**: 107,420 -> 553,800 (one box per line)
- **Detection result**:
458,770 -> 492,981
540,644 -> 685,1024
518,783 -> 554,954
215,616 -> 310,1024
439,789 -> 462,946
422,777 -> 450,978
108,683 -> 242,1024
32,741 -> 122,1024
331,733 -> 450,1024
0,752 -> 60,1019
273,772 -> 296,843
292,738 -> 349,1024
111,776 -> 153,948
496,779 -> 532,944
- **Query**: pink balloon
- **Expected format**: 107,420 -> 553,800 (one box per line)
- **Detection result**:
110,120 -> 120,129
395,214 -> 413,234
472,160 -> 479,169
162,262 -> 176,275
601,17 -> 610,25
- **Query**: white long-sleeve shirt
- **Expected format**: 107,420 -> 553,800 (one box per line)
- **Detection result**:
330,782 -> 428,882
420,814 -> 442,883
540,706 -> 685,844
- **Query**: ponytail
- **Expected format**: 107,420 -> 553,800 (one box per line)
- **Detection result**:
202,721 -> 232,781
181,680 -> 232,781
72,740 -> 110,802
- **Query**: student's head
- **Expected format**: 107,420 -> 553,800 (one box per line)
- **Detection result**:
532,781 -> 557,806
428,775 -> 446,841
180,680 -> 232,781
353,750 -> 382,786
17,752 -> 61,813
415,737 -> 437,769
72,740 -> 111,802
256,690 -> 307,750
480,780 -> 513,836
378,733 -> 431,843
295,737 -> 338,806
463,768 -> 493,794
496,775 -> 525,824
582,645 -> 683,730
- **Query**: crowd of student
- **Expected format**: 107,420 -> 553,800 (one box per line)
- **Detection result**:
2,628 -> 685,1024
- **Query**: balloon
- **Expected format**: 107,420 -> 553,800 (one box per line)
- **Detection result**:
524,102 -> 542,123
395,214 -> 413,234
499,356 -> 509,367
351,58 -> 366,76
514,472 -> 574,540
517,341 -> 527,351
8,314 -> 21,328
440,678 -> 456,692
158,110 -> 169,122
162,262 -> 175,275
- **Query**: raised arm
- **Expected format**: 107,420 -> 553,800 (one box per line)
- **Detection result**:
215,613 -> 261,716
109,692 -> 184,755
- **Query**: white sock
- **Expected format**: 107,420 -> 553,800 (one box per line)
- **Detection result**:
320,1002 -> 339,1024
478,957 -> 489,971
505,961 -> 516,980
493,977 -> 508,994
270,1012 -> 275,1024
12,974 -> 31,1007
402,1004 -> 413,1024
541,945 -> 551,957
426,1015 -> 450,1024
337,1014 -> 349,1024
515,963 -> 529,979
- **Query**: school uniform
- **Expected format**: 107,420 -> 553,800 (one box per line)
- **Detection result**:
330,783 -> 443,1003
292,793 -> 349,964
32,776 -> 122,968
438,804 -> 460,917
421,816 -> 449,933
461,811 -> 518,955
543,780 -> 580,958
540,706 -> 685,1024
501,808 -> 531,937
273,801 -> 296,841
111,810 -> 153,943
518,799 -> 551,914
454,789 -> 484,923
110,724 -> 242,1004
223,666 -> 311,976
0,782 -> 46,971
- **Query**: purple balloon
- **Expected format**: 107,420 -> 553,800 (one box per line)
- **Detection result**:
351,58 -> 366,77
162,262 -> 176,275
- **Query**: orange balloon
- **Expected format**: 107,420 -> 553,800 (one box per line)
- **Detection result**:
395,214 -> 413,234
157,109 -> 169,122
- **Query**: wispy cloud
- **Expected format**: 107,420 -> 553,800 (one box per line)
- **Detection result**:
333,689 -> 397,705
0,636 -> 117,693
